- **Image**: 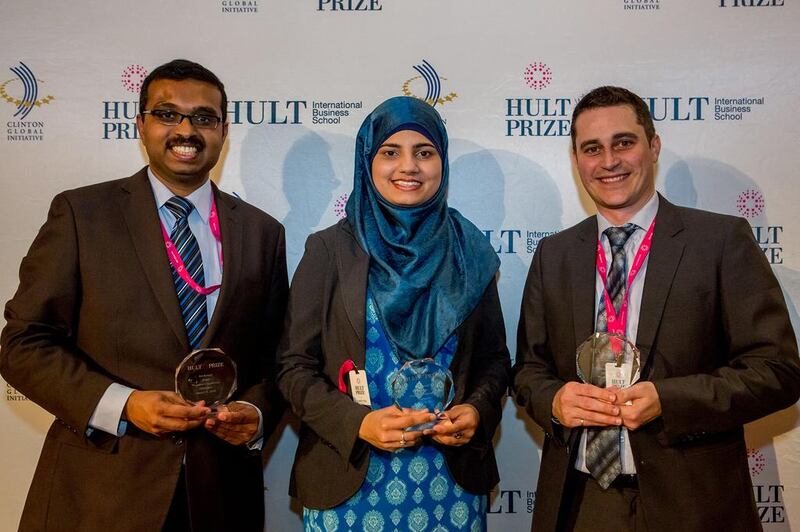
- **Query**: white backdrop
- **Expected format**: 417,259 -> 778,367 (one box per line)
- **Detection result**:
1,0 -> 799,530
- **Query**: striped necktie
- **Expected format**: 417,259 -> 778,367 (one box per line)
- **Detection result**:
586,223 -> 637,489
165,196 -> 208,349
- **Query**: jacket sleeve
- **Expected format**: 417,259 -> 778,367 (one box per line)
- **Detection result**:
237,223 -> 289,439
462,278 -> 511,444
1,193 -> 115,435
655,217 -> 800,443
276,233 -> 371,463
512,236 -> 571,443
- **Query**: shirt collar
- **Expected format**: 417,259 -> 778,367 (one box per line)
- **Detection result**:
597,192 -> 659,236
147,167 -> 213,223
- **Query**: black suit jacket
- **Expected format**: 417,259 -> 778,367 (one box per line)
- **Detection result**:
513,195 -> 800,532
0,168 -> 288,532
277,219 -> 510,509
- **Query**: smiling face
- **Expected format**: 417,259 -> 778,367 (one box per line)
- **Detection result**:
136,78 -> 228,195
370,129 -> 443,207
573,104 -> 661,225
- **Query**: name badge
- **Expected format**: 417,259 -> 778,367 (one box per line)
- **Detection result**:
347,369 -> 372,407
605,362 -> 632,389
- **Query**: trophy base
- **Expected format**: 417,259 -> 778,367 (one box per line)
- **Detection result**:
405,412 -> 448,432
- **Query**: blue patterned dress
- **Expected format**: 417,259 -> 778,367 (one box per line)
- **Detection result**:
303,296 -> 487,532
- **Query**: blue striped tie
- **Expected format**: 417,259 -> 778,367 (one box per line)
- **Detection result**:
165,196 -> 208,349
586,223 -> 637,489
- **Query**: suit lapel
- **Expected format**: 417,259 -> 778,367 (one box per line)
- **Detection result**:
203,185 -> 241,346
636,195 -> 685,372
118,169 -> 189,350
337,222 -> 369,367
571,217 -> 599,352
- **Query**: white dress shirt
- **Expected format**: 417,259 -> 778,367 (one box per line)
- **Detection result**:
575,192 -> 659,475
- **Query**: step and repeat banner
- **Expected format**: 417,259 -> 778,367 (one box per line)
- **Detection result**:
1,1 -> 798,530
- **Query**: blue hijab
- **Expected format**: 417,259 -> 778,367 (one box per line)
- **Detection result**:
344,96 -> 500,360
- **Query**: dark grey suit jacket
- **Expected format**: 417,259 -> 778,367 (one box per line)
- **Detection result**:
277,219 -> 510,509
513,195 -> 800,532
0,168 -> 288,532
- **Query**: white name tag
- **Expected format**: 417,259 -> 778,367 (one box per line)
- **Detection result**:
348,370 -> 371,407
605,362 -> 632,389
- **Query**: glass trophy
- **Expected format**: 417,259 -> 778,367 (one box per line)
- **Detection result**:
390,358 -> 455,432
175,348 -> 237,414
576,333 -> 641,389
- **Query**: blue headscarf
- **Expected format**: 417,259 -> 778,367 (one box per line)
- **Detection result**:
344,96 -> 500,360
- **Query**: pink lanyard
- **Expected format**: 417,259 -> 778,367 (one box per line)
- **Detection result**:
159,198 -> 223,296
595,219 -> 655,335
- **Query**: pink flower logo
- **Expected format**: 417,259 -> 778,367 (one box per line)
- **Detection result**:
121,64 -> 148,94
747,448 -> 767,477
736,188 -> 765,219
524,62 -> 552,90
334,194 -> 349,219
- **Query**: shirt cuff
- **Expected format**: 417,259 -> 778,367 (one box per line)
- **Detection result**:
87,383 -> 135,437
234,401 -> 264,450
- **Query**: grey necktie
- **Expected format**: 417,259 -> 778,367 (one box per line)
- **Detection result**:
586,223 -> 637,489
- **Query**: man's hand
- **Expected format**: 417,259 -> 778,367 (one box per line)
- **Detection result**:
204,402 -> 260,446
424,404 -> 480,446
552,381 -> 621,428
615,382 -> 662,431
358,406 -> 435,451
124,390 -> 209,436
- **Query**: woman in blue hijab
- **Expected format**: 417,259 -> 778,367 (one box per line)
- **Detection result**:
278,96 -> 510,531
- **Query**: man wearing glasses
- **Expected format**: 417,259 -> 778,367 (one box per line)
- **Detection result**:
0,59 -> 288,531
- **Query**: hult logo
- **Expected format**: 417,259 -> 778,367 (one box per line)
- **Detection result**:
102,64 -> 146,140
506,95 -> 708,138
317,0 -> 383,10
737,188 -> 784,264
719,0 -> 783,5
488,488 -> 535,514
103,64 -> 308,140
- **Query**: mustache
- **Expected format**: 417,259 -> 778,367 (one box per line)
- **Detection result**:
166,135 -> 204,150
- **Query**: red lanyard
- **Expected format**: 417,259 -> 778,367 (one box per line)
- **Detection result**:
338,359 -> 357,393
595,219 -> 655,335
159,197 -> 223,296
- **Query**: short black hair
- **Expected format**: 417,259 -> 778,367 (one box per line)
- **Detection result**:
571,86 -> 655,151
139,59 -> 227,122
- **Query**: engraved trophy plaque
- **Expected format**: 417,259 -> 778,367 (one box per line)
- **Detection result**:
175,348 -> 237,412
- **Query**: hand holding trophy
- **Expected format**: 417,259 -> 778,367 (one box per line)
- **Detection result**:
175,348 -> 237,416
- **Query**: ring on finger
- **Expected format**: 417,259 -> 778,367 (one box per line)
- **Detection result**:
400,433 -> 406,446
580,418 -> 585,427
454,432 -> 463,440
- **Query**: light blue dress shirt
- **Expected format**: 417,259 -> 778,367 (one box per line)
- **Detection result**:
575,192 -> 659,476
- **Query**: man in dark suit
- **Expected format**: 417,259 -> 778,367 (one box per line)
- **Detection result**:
513,85 -> 800,531
0,59 -> 287,531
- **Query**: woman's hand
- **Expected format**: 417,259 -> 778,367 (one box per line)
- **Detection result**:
358,406 -> 435,451
424,404 -> 480,446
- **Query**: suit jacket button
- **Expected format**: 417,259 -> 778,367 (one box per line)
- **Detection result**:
172,435 -> 184,446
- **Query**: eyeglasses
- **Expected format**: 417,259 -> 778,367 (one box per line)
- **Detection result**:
141,109 -> 223,129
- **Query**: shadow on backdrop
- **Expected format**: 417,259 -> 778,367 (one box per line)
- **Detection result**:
449,139 -> 562,509
241,126 -> 342,275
